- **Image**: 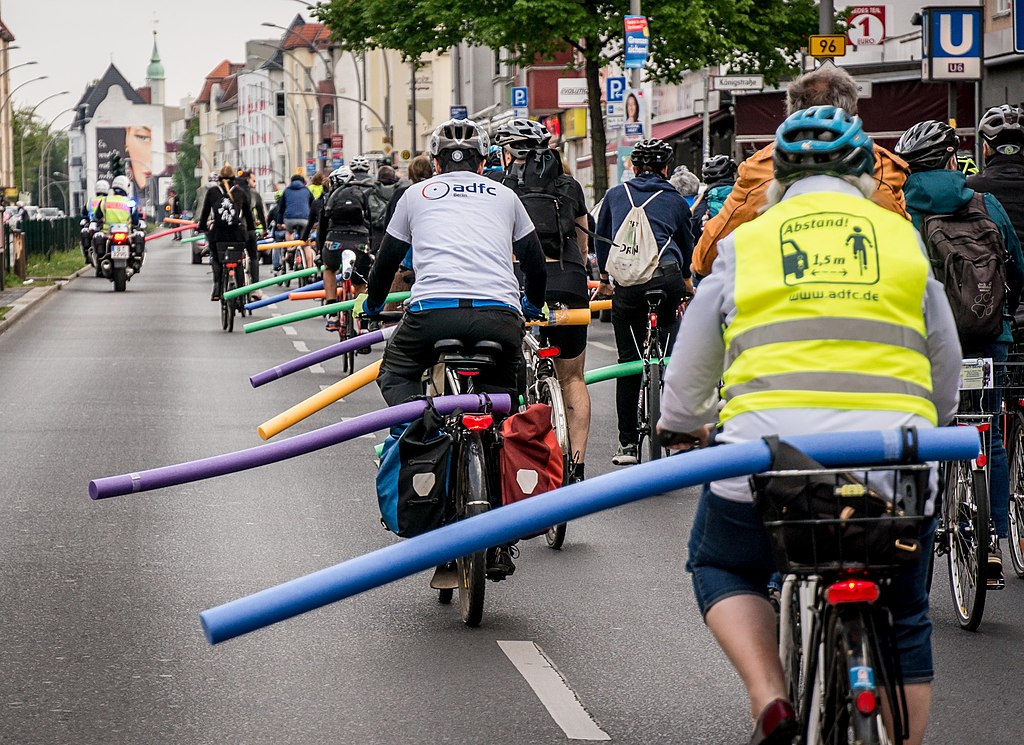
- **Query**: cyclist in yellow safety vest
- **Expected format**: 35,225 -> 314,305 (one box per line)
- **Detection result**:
656,107 -> 962,745
93,175 -> 143,261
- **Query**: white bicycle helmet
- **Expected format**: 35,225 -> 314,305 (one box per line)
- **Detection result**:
329,165 -> 352,190
495,118 -> 550,159
94,179 -> 110,196
111,175 -> 131,194
349,155 -> 371,173
429,118 -> 489,158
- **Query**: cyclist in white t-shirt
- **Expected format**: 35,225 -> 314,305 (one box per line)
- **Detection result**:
361,118 -> 547,407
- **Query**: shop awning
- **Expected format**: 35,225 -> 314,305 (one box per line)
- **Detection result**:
652,110 -> 727,141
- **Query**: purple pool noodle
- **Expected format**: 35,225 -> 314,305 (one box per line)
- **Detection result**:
244,279 -> 326,311
198,426 -> 980,644
89,394 -> 511,500
250,328 -> 391,388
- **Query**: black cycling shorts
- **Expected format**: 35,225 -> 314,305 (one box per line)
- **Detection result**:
322,233 -> 372,282
540,261 -> 589,359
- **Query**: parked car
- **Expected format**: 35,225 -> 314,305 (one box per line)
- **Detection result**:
38,207 -> 64,219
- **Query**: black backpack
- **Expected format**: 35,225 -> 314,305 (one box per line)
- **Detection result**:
210,186 -> 239,231
922,193 -> 1010,347
327,182 -> 371,230
505,151 -> 581,262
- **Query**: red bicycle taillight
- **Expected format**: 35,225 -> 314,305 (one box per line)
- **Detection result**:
855,690 -> 877,715
977,423 -> 991,433
461,414 -> 493,431
976,453 -> 988,468
538,347 -> 560,359
825,579 -> 879,605
456,370 -> 480,377
649,312 -> 658,329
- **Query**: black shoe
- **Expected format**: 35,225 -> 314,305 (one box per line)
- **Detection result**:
486,545 -> 518,581
211,292 -> 220,302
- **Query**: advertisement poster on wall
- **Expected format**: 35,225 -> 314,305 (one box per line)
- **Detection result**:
95,126 -> 153,194
623,88 -> 645,141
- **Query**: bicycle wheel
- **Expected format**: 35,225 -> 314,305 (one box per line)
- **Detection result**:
455,434 -> 489,627
818,608 -> 888,745
639,362 -> 665,463
1007,414 -> 1024,578
538,376 -> 570,549
778,577 -> 806,718
341,308 -> 356,373
944,458 -> 989,630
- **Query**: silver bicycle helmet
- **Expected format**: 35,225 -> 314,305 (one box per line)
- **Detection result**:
495,118 -> 550,159
348,155 -> 371,173
979,105 -> 1024,154
428,118 -> 489,157
328,165 -> 352,190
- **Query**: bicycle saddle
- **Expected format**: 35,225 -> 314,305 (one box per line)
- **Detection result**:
434,339 -> 502,369
644,289 -> 666,306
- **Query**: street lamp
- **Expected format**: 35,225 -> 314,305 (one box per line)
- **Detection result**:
36,107 -> 76,207
20,90 -> 69,196
0,60 -> 37,79
0,75 -> 49,117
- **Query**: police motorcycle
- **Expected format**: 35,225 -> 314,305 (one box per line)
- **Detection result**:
82,178 -> 110,276
92,176 -> 146,292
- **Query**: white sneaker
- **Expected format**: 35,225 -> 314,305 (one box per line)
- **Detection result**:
612,444 -> 638,466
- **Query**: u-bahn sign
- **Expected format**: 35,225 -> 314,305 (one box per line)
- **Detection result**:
922,6 -> 983,81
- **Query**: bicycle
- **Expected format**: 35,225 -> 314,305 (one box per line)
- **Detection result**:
428,337 -> 508,626
756,457 -> 933,745
932,357 -> 1005,630
636,289 -> 674,463
218,242 -> 248,333
522,326 -> 574,549
999,354 -> 1024,578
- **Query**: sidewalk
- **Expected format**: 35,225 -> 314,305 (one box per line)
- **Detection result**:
0,265 -> 91,337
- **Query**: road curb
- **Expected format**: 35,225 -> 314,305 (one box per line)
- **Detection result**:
0,265 -> 90,338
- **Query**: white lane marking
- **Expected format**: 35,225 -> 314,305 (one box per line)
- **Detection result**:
589,341 -> 616,352
271,312 -> 281,317
309,364 -> 326,374
283,326 -> 297,336
497,641 -> 611,741
292,341 -> 309,353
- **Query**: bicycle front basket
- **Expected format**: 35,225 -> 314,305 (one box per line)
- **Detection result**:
752,461 -> 931,575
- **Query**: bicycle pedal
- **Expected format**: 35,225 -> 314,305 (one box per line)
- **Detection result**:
429,563 -> 458,590
987,577 -> 1006,590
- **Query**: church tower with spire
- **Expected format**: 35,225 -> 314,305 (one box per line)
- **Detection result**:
146,30 -> 165,106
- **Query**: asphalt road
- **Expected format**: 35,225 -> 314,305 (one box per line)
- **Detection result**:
1,238 -> 1022,744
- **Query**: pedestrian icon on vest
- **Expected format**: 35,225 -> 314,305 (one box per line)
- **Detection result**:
846,226 -> 872,273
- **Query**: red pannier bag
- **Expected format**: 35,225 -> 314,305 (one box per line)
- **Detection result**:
500,403 -> 564,538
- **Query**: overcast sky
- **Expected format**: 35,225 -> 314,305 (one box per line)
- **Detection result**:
2,0 -> 315,127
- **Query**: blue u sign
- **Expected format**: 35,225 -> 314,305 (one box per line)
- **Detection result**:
926,7 -> 982,80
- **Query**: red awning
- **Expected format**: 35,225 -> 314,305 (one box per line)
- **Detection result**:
652,111 -> 726,141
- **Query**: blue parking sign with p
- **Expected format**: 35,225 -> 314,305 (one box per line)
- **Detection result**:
606,77 -> 626,104
512,87 -> 528,109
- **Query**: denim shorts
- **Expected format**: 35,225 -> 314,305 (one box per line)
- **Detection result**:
686,487 -> 937,683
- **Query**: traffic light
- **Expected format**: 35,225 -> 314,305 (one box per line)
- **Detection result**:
109,150 -> 125,177
275,91 -> 286,117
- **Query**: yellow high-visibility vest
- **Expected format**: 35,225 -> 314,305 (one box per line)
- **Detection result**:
99,195 -> 131,228
722,190 -> 936,425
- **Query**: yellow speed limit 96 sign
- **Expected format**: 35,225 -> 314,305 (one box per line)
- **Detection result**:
808,34 -> 847,58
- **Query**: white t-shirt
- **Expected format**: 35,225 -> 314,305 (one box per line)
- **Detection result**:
386,171 -> 536,307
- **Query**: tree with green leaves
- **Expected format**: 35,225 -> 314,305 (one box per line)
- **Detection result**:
314,0 -> 815,198
11,107 -> 68,207
173,117 -> 201,213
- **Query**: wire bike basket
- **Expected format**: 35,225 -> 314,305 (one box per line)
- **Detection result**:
752,464 -> 932,576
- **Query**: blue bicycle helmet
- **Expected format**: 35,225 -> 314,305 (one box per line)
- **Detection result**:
773,106 -> 874,183
484,145 -> 503,172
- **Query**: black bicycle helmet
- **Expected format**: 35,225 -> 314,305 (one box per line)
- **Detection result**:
894,120 -> 959,173
773,106 -> 874,183
630,139 -> 674,170
701,154 -> 737,182
979,105 -> 1024,154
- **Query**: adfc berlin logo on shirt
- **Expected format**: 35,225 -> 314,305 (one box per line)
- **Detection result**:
421,181 -> 498,200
